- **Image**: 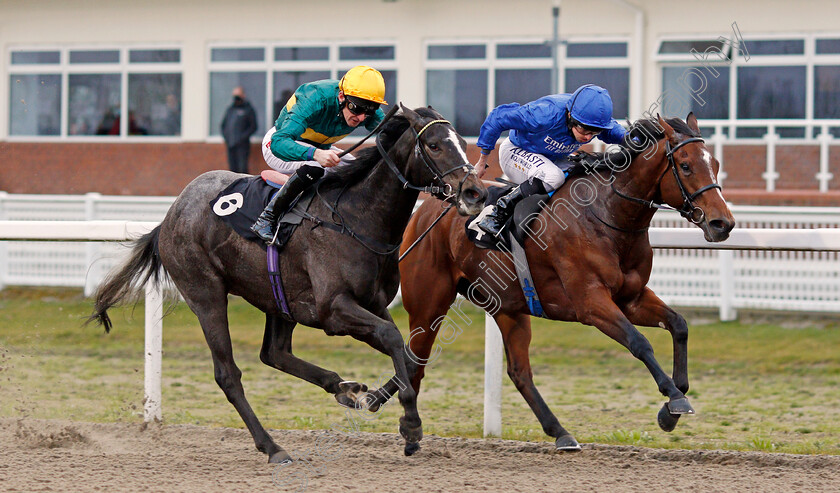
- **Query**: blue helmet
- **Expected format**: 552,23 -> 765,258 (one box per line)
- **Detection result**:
566,84 -> 614,130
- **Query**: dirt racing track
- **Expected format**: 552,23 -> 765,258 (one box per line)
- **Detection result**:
2,418 -> 839,492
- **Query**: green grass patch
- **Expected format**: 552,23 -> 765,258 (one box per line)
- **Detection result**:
2,287 -> 840,455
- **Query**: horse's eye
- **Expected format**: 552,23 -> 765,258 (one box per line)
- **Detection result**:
428,143 -> 439,151
680,162 -> 691,173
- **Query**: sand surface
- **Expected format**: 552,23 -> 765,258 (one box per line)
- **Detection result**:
2,417 -> 840,492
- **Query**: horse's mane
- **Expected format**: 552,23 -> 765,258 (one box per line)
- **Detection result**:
318,107 -> 442,191
568,116 -> 701,177
623,116 -> 701,157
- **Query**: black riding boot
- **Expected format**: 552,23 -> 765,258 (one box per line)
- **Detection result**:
251,165 -> 324,244
477,185 -> 527,237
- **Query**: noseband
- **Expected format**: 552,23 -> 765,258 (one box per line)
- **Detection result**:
376,118 -> 476,203
612,136 -> 721,224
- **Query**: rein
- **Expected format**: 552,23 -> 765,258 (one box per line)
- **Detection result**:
607,136 -> 721,227
302,114 -> 474,259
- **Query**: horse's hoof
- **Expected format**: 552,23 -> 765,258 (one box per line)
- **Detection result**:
339,380 -> 368,394
555,435 -> 582,452
404,441 -> 421,456
657,403 -> 680,432
399,418 -> 423,443
667,397 -> 695,415
268,450 -> 293,464
335,381 -> 378,411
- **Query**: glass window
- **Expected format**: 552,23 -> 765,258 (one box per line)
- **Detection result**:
659,40 -> 727,55
567,42 -> 627,58
339,45 -> 395,60
737,66 -> 806,119
69,50 -> 120,64
274,46 -> 329,61
746,39 -> 804,56
495,69 -> 550,106
428,44 -> 486,59
11,50 -> 60,65
565,68 -> 630,119
816,39 -> 840,55
427,69 -> 487,136
662,66 -> 729,119
211,48 -> 264,62
9,74 -> 61,136
68,73 -> 121,136
209,71 -> 266,137
129,49 -> 180,63
815,66 -> 840,119
129,73 -> 182,136
496,43 -> 551,59
272,70 -> 330,119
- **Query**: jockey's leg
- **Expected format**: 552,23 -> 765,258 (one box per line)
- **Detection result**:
251,165 -> 324,244
478,138 -> 565,237
255,129 -> 354,244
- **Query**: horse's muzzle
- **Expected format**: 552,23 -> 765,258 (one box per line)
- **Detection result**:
457,183 -> 487,216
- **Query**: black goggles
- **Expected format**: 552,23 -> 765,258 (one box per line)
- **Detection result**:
345,98 -> 379,116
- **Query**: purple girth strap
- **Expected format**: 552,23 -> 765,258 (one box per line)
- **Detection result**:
266,244 -> 290,315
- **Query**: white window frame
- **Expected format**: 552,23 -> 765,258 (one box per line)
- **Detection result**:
207,40 -> 399,142
424,37 -> 631,139
656,32 -> 840,142
6,44 -> 182,142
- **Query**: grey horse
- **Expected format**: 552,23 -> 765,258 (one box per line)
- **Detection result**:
88,105 -> 487,462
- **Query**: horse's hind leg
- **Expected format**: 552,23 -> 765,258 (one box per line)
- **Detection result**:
186,292 -> 290,463
496,312 -> 580,451
259,315 -> 367,408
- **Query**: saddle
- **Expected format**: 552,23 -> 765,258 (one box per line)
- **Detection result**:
209,172 -> 315,251
465,185 -> 550,252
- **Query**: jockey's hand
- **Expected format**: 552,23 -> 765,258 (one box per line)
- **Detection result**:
476,153 -> 489,179
313,149 -> 341,168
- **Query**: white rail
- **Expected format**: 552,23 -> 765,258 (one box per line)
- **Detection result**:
481,227 -> 840,437
3,219 -> 840,432
0,220 -> 162,422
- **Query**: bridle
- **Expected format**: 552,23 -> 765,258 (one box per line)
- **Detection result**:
376,118 -> 476,204
303,114 -> 476,259
611,136 -> 721,225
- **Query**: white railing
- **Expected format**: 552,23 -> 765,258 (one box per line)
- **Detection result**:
2,193 -> 840,316
588,118 -> 840,191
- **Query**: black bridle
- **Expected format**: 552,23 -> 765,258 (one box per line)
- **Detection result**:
376,118 -> 476,204
304,114 -> 475,258
611,136 -> 722,225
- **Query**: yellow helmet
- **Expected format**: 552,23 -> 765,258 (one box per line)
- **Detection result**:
339,65 -> 387,105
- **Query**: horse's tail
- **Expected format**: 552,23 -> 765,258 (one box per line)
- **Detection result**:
86,225 -> 165,333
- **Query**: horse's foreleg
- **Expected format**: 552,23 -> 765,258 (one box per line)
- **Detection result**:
623,288 -> 689,394
321,295 -> 422,455
497,312 -> 581,451
580,290 -> 692,431
192,301 -> 290,463
259,315 -> 345,395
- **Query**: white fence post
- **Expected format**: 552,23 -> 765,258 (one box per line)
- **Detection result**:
718,250 -> 737,321
483,314 -> 503,437
84,193 -> 102,297
144,281 -> 163,422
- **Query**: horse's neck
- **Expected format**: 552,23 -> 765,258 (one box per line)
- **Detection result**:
604,146 -> 669,229
348,139 -> 420,242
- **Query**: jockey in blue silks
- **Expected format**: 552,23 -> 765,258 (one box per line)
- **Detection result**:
474,84 -> 627,237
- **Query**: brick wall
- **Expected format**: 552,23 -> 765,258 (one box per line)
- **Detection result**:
1,142 -> 839,206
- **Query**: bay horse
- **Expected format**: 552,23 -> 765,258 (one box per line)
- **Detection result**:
88,105 -> 487,463
397,114 -> 735,451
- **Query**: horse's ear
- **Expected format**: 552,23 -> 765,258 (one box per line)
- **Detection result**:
657,114 -> 675,141
399,103 -> 422,127
686,112 -> 701,134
